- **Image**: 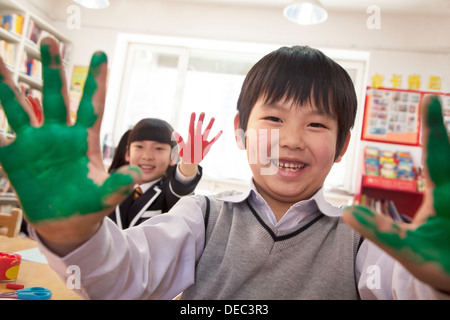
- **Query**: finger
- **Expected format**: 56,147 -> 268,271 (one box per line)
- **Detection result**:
202,117 -> 215,141
77,51 -> 108,129
342,205 -> 411,257
40,37 -> 69,124
0,57 -> 33,133
203,130 -> 222,158
207,130 -> 222,146
187,112 -> 195,140
421,96 -> 450,186
77,52 -> 108,170
343,204 -> 450,287
172,131 -> 185,157
196,112 -> 205,137
100,165 -> 142,208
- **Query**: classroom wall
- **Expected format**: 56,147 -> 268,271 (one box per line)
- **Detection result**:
16,0 -> 450,199
19,0 -> 450,76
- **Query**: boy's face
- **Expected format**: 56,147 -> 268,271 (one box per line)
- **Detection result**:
238,97 -> 349,206
126,140 -> 174,183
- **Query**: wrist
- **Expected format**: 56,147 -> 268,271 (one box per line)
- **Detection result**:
178,162 -> 198,178
31,216 -> 103,257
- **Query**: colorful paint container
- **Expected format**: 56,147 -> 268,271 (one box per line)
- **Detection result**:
0,253 -> 21,282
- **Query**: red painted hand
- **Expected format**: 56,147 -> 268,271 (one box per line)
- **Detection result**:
173,112 -> 222,165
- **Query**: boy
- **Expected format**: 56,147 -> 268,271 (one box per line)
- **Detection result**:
0,38 -> 448,299
108,116 -> 220,228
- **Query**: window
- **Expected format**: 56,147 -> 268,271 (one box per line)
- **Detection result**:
103,34 -> 368,197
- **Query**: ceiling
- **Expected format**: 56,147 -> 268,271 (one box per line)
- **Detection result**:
170,0 -> 450,15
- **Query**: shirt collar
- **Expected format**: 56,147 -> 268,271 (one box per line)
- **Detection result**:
216,180 -> 342,218
135,178 -> 162,193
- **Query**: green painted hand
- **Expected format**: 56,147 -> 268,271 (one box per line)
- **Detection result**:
343,95 -> 450,292
0,38 -> 141,226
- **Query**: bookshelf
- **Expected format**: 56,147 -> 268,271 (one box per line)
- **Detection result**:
358,175 -> 423,220
0,0 -> 72,138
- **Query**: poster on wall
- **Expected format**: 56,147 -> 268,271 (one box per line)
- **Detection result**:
69,65 -> 89,124
362,87 -> 422,145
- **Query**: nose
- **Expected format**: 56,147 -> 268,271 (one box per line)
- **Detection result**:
279,124 -> 306,150
142,149 -> 155,160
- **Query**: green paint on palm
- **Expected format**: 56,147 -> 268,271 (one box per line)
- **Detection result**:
0,45 -> 137,222
349,97 -> 450,274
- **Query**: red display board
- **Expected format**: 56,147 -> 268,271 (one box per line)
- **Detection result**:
361,87 -> 449,146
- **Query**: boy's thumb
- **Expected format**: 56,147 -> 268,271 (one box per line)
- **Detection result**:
100,165 -> 143,207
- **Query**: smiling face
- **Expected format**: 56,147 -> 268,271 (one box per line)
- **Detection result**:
126,140 -> 174,183
237,96 -> 350,212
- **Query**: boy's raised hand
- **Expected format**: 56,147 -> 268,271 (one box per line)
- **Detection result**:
173,112 -> 222,165
0,38 -> 141,254
343,95 -> 450,293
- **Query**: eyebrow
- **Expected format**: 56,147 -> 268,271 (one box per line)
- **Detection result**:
260,100 -> 327,116
260,101 -> 288,111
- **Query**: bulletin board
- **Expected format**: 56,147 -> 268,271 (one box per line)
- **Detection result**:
69,65 -> 89,124
361,87 -> 450,146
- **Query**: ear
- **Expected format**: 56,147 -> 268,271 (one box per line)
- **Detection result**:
169,153 -> 176,166
234,113 -> 246,150
335,132 -> 351,163
125,147 -> 130,162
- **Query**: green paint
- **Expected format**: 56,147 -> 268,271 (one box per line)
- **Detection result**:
347,97 -> 450,274
0,47 -> 137,223
426,97 -> 450,216
77,51 -> 107,127
41,43 -> 66,123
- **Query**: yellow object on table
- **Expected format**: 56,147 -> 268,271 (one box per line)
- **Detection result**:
0,235 -> 83,300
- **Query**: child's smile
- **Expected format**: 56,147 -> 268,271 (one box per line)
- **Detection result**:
272,159 -> 306,175
139,164 -> 156,173
126,140 -> 174,182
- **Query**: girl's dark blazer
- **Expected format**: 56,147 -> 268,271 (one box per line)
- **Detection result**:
108,166 -> 202,229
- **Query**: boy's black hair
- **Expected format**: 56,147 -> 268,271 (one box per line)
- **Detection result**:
237,45 -> 357,158
128,118 -> 176,148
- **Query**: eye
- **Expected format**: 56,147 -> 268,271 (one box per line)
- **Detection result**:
308,122 -> 326,128
264,116 -> 282,123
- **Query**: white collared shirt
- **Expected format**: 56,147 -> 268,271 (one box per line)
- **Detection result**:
33,182 -> 449,300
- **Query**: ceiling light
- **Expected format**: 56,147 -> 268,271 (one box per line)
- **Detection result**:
283,0 -> 328,25
73,0 -> 110,9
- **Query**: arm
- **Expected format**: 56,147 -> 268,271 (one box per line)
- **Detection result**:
356,240 -> 450,299
33,195 -> 206,300
0,38 -> 141,256
344,95 -> 450,294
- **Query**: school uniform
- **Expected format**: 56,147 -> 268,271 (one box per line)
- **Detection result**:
108,165 -> 202,229
31,181 -> 450,300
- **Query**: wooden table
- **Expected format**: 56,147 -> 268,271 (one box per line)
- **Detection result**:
0,235 -> 83,300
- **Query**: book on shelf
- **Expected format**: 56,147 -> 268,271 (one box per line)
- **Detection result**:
359,194 -> 411,223
0,13 -> 24,35
25,58 -> 42,79
26,19 -> 69,61
26,19 -> 41,44
0,39 -> 15,68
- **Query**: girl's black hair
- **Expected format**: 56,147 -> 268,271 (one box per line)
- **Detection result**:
237,46 -> 357,157
128,118 -> 176,148
108,129 -> 131,173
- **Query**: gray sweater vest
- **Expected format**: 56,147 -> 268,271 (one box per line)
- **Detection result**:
181,191 -> 361,299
